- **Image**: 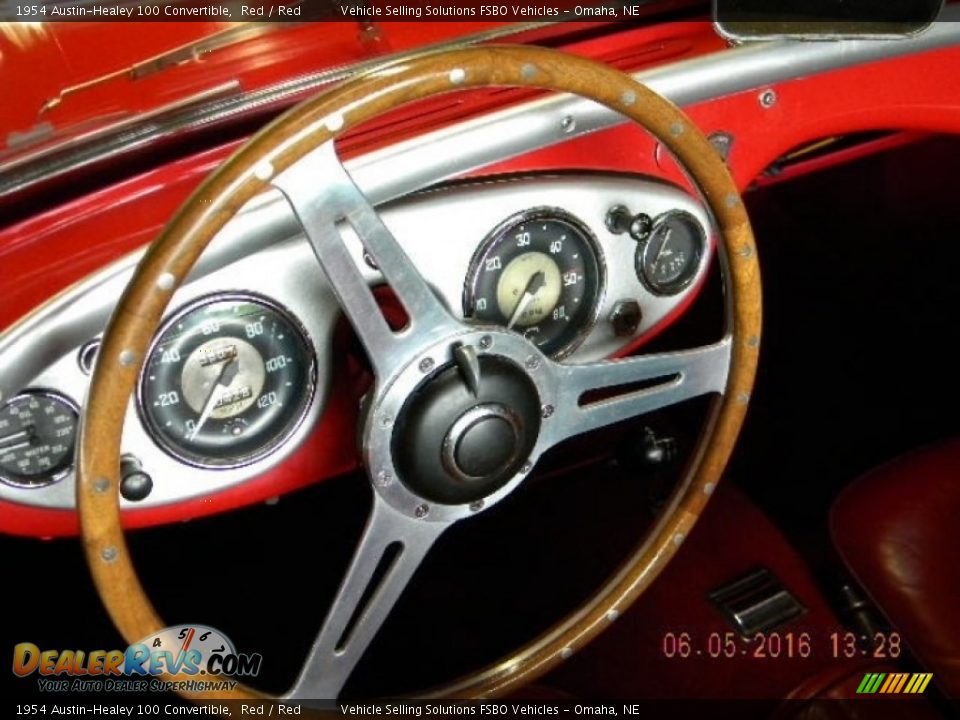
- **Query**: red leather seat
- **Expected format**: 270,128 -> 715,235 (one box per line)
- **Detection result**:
830,438 -> 960,698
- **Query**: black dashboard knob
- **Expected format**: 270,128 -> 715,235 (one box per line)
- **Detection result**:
605,204 -> 653,242
120,456 -> 153,502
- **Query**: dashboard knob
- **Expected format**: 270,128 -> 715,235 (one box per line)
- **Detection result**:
605,204 -> 652,242
120,456 -> 153,502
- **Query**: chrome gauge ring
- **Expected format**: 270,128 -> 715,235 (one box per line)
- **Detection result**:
138,293 -> 317,469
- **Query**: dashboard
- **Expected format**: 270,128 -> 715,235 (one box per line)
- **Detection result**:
6,14 -> 958,531
0,173 -> 713,515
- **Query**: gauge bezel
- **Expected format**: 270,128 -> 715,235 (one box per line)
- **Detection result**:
636,209 -> 707,296
0,389 -> 80,489
462,206 -> 606,360
136,292 -> 318,471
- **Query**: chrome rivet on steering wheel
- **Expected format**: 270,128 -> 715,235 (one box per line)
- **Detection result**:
253,161 -> 274,181
156,272 -> 176,291
324,112 -> 345,132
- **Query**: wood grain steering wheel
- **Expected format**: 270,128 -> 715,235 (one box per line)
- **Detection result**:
78,46 -> 761,702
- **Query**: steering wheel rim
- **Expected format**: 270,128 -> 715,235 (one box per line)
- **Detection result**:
78,45 -> 761,701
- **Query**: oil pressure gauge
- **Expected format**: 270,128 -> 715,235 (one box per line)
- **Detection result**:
636,210 -> 706,296
139,294 -> 316,468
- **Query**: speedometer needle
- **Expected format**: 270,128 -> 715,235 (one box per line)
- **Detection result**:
507,270 -> 546,330
189,357 -> 238,442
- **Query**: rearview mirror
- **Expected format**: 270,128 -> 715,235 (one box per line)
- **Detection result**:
714,0 -> 944,40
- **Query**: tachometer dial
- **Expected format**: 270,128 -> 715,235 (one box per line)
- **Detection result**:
464,209 -> 603,358
636,210 -> 706,295
0,390 -> 78,488
139,294 -> 316,468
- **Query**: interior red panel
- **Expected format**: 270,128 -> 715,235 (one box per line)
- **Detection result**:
545,483 -> 879,700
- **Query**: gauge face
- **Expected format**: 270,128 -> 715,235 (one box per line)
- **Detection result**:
464,210 -> 602,358
139,295 -> 316,468
636,210 -> 706,295
0,391 -> 78,488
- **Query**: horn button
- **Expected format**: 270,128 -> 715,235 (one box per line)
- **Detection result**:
391,352 -> 542,505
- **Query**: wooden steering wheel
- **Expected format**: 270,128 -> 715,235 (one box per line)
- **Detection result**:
78,45 -> 761,701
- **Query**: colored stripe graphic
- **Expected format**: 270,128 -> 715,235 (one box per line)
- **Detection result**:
906,673 -> 933,693
857,671 -> 933,694
880,673 -> 897,693
856,673 -> 886,694
892,673 -> 910,693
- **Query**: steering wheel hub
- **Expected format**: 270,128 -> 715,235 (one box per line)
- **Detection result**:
391,351 -> 541,505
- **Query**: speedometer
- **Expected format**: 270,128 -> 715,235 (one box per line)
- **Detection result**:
464,209 -> 603,358
139,294 -> 316,468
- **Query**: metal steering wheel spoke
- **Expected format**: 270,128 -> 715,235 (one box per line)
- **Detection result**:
542,337 -> 732,448
287,497 -> 449,700
272,141 -> 463,380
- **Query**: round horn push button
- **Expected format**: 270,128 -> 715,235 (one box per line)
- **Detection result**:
444,404 -> 522,480
391,355 -> 541,505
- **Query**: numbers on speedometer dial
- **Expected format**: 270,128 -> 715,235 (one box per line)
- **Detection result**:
464,209 -> 603,358
139,294 -> 316,468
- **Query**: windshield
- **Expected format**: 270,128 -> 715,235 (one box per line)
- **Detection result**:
0,19 -> 547,158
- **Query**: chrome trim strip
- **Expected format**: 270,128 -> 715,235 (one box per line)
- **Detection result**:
349,12 -> 960,206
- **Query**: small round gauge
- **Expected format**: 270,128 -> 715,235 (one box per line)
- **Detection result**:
636,210 -> 706,295
464,209 -> 603,358
139,294 -> 316,468
0,390 -> 79,488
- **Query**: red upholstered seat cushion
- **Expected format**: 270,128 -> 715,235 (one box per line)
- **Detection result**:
830,438 -> 960,698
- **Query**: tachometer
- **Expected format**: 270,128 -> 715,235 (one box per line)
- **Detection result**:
139,294 -> 316,468
464,209 -> 603,358
0,390 -> 78,488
